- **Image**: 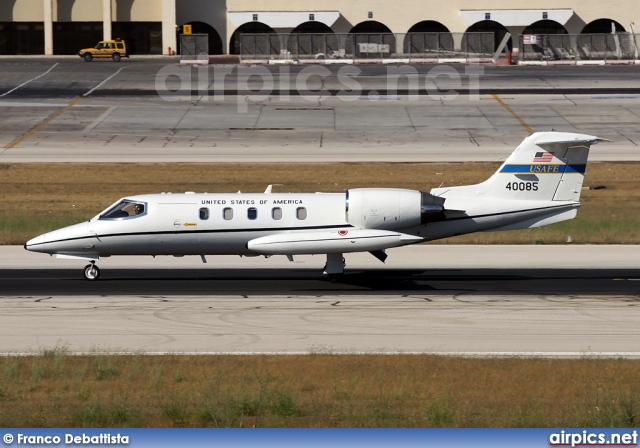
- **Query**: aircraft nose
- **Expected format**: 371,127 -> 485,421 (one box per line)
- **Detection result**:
24,234 -> 46,253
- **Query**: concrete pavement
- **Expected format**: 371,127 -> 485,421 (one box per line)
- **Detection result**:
1,61 -> 640,162
1,245 -> 639,355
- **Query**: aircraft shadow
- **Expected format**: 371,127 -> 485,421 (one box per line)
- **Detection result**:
1,268 -> 638,297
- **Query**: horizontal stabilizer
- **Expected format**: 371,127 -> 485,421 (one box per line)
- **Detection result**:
536,136 -> 611,147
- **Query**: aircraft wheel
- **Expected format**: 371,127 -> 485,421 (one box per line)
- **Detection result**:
112,53 -> 121,62
84,53 -> 93,62
327,273 -> 343,283
84,263 -> 100,281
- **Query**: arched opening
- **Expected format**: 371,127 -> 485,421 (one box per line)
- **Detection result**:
519,20 -> 569,61
578,19 -> 630,60
407,20 -> 449,34
290,21 -> 334,34
179,21 -> 223,54
404,20 -> 453,55
288,21 -> 335,58
464,20 -> 510,52
115,0 -> 134,21
523,20 -> 568,35
581,19 -> 626,34
349,20 -> 392,34
229,21 -> 276,55
348,21 -> 395,58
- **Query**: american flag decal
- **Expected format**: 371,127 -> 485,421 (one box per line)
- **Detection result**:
533,151 -> 554,162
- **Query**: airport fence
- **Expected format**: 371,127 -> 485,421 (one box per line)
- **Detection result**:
180,34 -> 209,59
240,32 -> 495,60
519,33 -> 640,62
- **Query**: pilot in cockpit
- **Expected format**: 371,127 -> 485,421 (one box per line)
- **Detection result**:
100,201 -> 145,219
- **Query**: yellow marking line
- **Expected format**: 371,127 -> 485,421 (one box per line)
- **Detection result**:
5,97 -> 82,149
491,94 -> 534,134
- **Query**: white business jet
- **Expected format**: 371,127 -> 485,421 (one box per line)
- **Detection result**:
25,132 -> 607,281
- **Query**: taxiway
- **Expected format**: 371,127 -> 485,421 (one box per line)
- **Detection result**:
1,61 -> 640,162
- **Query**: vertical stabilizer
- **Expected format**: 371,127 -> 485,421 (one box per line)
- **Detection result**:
428,132 -> 609,232
485,132 -> 607,202
433,132 -> 608,204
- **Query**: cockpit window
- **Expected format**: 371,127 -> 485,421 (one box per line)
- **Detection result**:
99,200 -> 146,220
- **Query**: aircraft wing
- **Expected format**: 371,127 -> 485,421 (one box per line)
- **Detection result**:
247,229 -> 422,255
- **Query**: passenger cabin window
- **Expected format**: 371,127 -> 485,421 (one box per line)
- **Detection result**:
99,200 -> 146,220
223,207 -> 233,220
272,207 -> 282,220
296,207 -> 307,220
199,207 -> 209,220
248,207 -> 258,220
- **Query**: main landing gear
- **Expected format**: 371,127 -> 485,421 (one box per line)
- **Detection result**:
323,253 -> 345,282
83,261 -> 100,281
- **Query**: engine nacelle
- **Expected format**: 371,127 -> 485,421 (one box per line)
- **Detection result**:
346,188 -> 445,230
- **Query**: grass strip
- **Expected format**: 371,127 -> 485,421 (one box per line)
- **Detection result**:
1,350 -> 639,427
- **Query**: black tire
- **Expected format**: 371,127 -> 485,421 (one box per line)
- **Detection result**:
84,53 -> 93,62
83,264 -> 100,280
326,273 -> 343,283
112,53 -> 121,62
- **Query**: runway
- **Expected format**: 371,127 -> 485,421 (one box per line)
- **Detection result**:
2,245 -> 639,356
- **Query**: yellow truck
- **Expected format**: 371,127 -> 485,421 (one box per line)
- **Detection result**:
79,39 -> 128,62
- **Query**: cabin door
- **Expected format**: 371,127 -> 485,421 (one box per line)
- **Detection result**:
156,203 -> 199,255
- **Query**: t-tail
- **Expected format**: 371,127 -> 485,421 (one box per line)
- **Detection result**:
428,132 -> 609,237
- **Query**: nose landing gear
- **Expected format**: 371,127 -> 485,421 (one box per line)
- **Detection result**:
83,261 -> 100,281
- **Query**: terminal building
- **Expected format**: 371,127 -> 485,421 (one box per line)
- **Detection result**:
0,0 -> 637,56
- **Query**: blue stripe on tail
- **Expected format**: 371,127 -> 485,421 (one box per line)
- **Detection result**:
500,164 -> 586,174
